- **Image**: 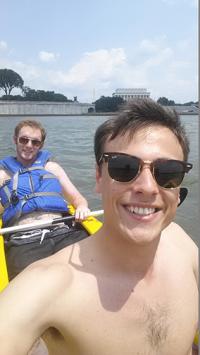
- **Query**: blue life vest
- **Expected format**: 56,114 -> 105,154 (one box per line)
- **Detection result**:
0,150 -> 68,226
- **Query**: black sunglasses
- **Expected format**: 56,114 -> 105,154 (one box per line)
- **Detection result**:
99,152 -> 193,189
18,136 -> 42,148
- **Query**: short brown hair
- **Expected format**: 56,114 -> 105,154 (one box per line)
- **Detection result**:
14,120 -> 46,142
94,98 -> 190,163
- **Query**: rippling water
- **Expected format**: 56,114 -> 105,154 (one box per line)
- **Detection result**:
0,114 -> 198,244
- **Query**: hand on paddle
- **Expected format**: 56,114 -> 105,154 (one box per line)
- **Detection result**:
74,206 -> 91,221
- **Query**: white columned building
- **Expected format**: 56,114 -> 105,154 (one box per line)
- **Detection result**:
113,88 -> 150,101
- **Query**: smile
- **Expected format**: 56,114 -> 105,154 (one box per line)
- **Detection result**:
126,206 -> 158,216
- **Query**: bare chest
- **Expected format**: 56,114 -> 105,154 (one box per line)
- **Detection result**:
43,271 -> 198,355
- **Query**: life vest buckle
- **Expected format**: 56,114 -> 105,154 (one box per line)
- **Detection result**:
10,191 -> 19,205
19,168 -> 26,174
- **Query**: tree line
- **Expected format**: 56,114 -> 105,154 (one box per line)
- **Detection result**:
0,69 -> 72,102
0,68 -> 198,112
94,96 -> 198,112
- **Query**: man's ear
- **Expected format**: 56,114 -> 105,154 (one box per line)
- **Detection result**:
13,135 -> 17,144
95,164 -> 102,193
40,141 -> 44,149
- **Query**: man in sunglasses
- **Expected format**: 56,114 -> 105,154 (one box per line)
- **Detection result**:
0,100 -> 198,355
0,119 -> 90,281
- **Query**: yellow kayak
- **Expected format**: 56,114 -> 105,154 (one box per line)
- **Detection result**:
0,206 -> 102,292
0,234 -> 8,291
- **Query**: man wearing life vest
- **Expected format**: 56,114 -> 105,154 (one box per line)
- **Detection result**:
0,119 -> 90,280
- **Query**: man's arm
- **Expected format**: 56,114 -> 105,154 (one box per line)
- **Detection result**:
0,270 -> 45,354
173,223 -> 199,355
45,161 -> 90,220
0,259 -> 69,354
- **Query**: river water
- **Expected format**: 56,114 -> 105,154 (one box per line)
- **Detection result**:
0,114 -> 198,244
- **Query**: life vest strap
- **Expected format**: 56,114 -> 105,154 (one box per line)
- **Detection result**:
18,166 -> 44,174
4,191 -> 64,210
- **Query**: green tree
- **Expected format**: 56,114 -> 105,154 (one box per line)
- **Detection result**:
157,97 -> 175,106
0,69 -> 24,95
0,94 -> 24,101
95,96 -> 124,112
23,87 -> 71,102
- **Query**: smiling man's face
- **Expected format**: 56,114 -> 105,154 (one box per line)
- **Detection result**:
96,125 -> 184,244
14,125 -> 43,166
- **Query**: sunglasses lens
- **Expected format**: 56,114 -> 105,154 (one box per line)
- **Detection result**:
19,137 -> 29,145
154,160 -> 185,188
108,155 -> 139,182
32,140 -> 41,147
18,137 -> 41,147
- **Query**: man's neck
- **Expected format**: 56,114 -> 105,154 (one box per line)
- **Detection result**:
94,226 -> 161,277
16,156 -> 36,167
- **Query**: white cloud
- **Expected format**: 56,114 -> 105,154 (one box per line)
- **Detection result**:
0,38 -> 197,103
51,48 -> 126,86
139,36 -> 167,54
39,51 -> 60,62
0,41 -> 8,51
142,47 -> 173,67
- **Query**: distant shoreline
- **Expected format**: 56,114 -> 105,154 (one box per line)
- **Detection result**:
82,111 -> 199,116
0,100 -> 198,116
0,112 -> 198,117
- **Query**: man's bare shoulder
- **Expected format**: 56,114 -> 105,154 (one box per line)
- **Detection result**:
0,251 -> 74,353
164,222 -> 198,249
23,248 -> 74,295
45,161 -> 68,181
0,168 -> 11,185
163,222 -> 198,280
0,249 -> 74,330
1,248 -> 74,310
45,160 -> 61,172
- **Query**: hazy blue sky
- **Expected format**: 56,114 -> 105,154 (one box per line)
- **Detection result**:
0,0 -> 198,103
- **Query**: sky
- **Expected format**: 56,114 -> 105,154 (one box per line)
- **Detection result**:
0,0 -> 198,103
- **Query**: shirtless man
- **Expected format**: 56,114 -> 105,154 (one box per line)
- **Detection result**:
0,99 -> 198,355
0,120 -> 90,279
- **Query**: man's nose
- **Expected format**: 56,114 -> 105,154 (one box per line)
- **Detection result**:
131,166 -> 160,194
26,139 -> 33,147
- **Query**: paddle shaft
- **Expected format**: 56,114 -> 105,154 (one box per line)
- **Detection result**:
0,210 -> 104,235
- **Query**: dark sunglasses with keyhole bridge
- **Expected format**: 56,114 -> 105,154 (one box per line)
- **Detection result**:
98,152 -> 193,189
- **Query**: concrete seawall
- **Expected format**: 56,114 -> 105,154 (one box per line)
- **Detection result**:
0,101 -> 95,116
0,101 -> 198,116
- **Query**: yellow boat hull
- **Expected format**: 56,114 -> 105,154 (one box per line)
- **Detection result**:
0,220 -> 9,291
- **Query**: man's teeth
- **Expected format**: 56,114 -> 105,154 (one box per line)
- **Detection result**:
127,206 -> 155,215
